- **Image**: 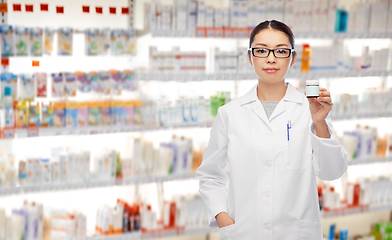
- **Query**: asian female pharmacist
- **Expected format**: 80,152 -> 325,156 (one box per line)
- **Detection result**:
195,20 -> 348,240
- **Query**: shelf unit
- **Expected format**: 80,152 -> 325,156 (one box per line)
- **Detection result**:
0,173 -> 196,196
322,204 -> 392,218
1,110 -> 389,140
150,30 -> 392,39
0,155 -> 391,197
331,112 -> 392,121
84,226 -> 219,240
347,156 -> 392,166
10,122 -> 212,139
133,71 -> 392,82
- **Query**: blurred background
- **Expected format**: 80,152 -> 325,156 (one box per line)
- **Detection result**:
0,0 -> 391,239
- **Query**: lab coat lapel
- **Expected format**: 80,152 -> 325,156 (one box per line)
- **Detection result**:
251,101 -> 271,129
268,100 -> 286,122
269,82 -> 303,121
238,84 -> 272,129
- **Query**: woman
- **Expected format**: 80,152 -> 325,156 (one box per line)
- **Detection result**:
195,20 -> 347,240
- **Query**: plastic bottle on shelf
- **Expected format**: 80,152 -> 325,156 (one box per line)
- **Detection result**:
0,151 -> 6,187
133,203 -> 140,231
301,44 -> 311,73
7,154 -> 17,188
4,86 -> 14,128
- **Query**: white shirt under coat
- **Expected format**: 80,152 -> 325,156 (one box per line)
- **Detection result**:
195,82 -> 348,240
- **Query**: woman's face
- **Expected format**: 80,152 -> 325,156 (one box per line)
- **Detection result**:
248,28 -> 296,84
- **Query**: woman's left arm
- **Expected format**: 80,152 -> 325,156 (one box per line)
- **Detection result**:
305,88 -> 348,181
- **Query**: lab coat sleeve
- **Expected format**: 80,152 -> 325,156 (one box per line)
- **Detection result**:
310,113 -> 348,181
195,108 -> 229,229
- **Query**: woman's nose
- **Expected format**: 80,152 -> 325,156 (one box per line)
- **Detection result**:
266,52 -> 276,63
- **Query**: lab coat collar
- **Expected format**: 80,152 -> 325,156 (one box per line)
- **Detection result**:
239,81 -> 303,106
239,82 -> 303,129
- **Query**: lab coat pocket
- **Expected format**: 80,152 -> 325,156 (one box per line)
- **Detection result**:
219,223 -> 237,240
283,127 -> 312,171
299,220 -> 323,240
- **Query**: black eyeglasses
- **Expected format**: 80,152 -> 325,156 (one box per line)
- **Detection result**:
248,48 -> 295,58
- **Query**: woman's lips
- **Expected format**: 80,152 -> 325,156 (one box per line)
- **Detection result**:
264,68 -> 278,73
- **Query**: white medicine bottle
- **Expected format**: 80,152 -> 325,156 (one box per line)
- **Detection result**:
306,80 -> 320,98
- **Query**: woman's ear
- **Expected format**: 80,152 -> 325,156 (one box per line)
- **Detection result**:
248,50 -> 253,66
290,51 -> 297,67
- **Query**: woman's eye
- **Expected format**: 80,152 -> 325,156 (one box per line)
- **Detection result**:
257,49 -> 267,53
277,49 -> 287,54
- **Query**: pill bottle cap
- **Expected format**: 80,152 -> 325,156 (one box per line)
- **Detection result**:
306,80 -> 319,86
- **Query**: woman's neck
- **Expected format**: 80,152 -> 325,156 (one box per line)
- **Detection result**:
257,80 -> 287,102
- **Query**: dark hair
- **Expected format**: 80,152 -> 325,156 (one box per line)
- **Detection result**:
249,20 -> 295,50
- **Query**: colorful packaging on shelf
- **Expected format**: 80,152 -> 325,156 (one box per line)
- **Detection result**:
57,28 -> 73,56
52,73 -> 64,97
114,101 -> 125,126
110,102 -> 117,126
41,159 -> 51,184
15,100 -> 29,129
99,28 -> 110,55
18,160 -> 27,186
134,100 -> 142,125
29,27 -> 43,56
100,102 -> 111,126
123,70 -> 136,91
53,102 -> 65,127
77,102 -> 88,127
44,28 -> 55,55
123,101 -> 134,125
88,102 -> 100,126
124,29 -> 137,55
65,102 -> 78,128
28,102 -> 40,127
19,74 -> 35,101
99,71 -> 112,95
110,70 -> 122,95
76,71 -> 92,93
41,103 -> 54,128
59,154 -> 69,182
110,29 -> 125,55
52,159 -> 60,183
85,29 -> 99,55
0,25 -> 14,57
64,72 -> 77,97
1,72 -> 18,102
34,73 -> 47,98
90,71 -> 101,93
14,26 -> 29,56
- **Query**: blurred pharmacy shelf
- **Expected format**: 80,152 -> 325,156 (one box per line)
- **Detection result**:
1,156 -> 390,197
0,173 -> 196,196
150,30 -> 392,39
322,204 -> 392,219
87,232 -> 140,240
4,110 -> 392,140
347,156 -> 392,166
84,226 -> 218,240
8,122 -> 213,140
331,111 -> 392,121
134,70 -> 392,82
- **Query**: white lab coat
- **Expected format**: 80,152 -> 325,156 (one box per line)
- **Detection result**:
195,82 -> 348,240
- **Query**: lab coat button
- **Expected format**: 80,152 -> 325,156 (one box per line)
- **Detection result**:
265,162 -> 272,168
265,132 -> 272,137
265,224 -> 272,231
265,192 -> 271,199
